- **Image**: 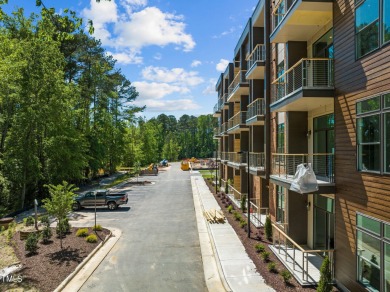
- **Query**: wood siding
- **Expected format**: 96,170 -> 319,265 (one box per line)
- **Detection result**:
334,0 -> 390,289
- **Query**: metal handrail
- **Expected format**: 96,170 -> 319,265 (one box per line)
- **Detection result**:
229,184 -> 243,201
247,98 -> 265,120
249,152 -> 265,168
271,58 -> 334,104
272,223 -> 335,282
228,70 -> 248,97
247,44 -> 266,69
225,152 -> 247,164
228,111 -> 247,130
271,153 -> 335,183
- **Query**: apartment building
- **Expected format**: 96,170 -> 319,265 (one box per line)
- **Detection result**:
213,0 -> 390,290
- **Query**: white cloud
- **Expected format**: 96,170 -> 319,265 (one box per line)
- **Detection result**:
108,50 -> 143,64
191,60 -> 202,68
135,99 -> 201,112
216,59 -> 229,72
154,53 -> 162,60
203,78 -> 217,95
141,66 -> 204,86
133,81 -> 189,100
82,1 -> 195,65
212,27 -> 236,39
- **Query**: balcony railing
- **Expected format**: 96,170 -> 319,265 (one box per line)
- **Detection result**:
228,111 -> 247,131
271,153 -> 334,183
249,152 -> 265,169
213,98 -> 224,114
229,184 -> 244,201
271,223 -> 334,285
247,44 -> 266,70
226,152 -> 247,164
271,58 -> 334,104
221,152 -> 229,161
228,70 -> 248,97
247,99 -> 265,120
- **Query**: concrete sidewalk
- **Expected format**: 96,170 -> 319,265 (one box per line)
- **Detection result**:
191,173 -> 275,292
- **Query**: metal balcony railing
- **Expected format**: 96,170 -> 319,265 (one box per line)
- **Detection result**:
271,58 -> 334,104
228,70 -> 248,97
247,98 -> 265,120
226,152 -> 247,164
249,152 -> 265,169
247,44 -> 266,70
229,184 -> 244,201
228,111 -> 247,131
249,198 -> 269,227
212,151 -> 221,160
221,122 -> 227,134
221,152 -> 229,161
271,153 -> 334,183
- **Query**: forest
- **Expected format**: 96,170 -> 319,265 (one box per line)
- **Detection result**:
0,3 -> 216,216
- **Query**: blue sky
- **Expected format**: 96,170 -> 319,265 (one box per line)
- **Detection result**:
3,0 -> 258,119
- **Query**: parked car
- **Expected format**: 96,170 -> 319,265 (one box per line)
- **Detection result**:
72,189 -> 128,211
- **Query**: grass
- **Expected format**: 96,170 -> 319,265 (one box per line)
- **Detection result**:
0,228 -> 20,269
198,170 -> 216,179
105,173 -> 134,188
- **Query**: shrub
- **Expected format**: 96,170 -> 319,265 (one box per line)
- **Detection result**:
25,233 -> 39,254
255,243 -> 265,253
56,218 -> 71,237
0,226 -> 5,233
268,262 -> 277,273
40,215 -> 50,227
86,234 -> 98,243
261,251 -> 270,262
241,194 -> 247,212
233,211 -> 242,221
25,216 -> 35,226
317,256 -> 333,292
41,227 -> 52,243
76,228 -> 89,237
264,216 -> 272,240
240,219 -> 248,228
281,270 -> 292,283
93,224 -> 103,231
227,205 -> 233,213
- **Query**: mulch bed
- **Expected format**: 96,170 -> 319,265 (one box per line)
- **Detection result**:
204,179 -> 319,292
2,227 -> 110,292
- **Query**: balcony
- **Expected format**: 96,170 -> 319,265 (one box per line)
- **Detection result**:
226,152 -> 247,169
271,0 -> 333,43
270,223 -> 334,286
271,58 -> 334,112
212,98 -> 223,117
246,44 -> 266,80
227,70 -> 249,102
271,153 -> 335,193
227,111 -> 249,133
248,152 -> 265,175
246,98 -> 265,125
221,93 -> 229,109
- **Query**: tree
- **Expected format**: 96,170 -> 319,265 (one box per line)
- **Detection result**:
317,255 -> 333,292
42,181 -> 78,249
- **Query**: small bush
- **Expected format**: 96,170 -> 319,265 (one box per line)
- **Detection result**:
241,194 -> 247,212
233,211 -> 242,221
264,216 -> 272,240
25,233 -> 39,254
41,227 -> 52,243
25,216 -> 35,226
40,215 -> 50,227
240,219 -> 248,228
268,262 -> 277,273
56,218 -> 71,236
317,256 -> 333,292
93,224 -> 103,231
76,228 -> 89,237
261,251 -> 270,262
227,205 -> 233,213
86,234 -> 98,243
281,270 -> 292,283
255,243 -> 265,253
0,226 -> 5,233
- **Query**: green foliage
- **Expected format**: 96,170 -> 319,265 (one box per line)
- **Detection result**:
261,251 -> 270,262
86,234 -> 98,243
281,270 -> 292,283
265,216 -> 273,240
40,215 -> 50,227
76,228 -> 89,237
227,205 -> 233,213
233,211 -> 242,221
255,243 -> 265,253
25,216 -> 35,226
56,218 -> 71,236
240,219 -> 248,228
267,262 -> 277,273
0,226 -> 5,233
93,224 -> 102,231
317,256 -> 333,292
241,194 -> 247,212
25,233 -> 39,254
41,227 -> 52,243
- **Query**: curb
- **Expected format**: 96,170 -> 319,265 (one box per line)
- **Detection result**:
54,227 -> 121,292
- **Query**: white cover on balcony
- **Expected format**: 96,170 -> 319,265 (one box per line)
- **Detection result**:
290,163 -> 318,194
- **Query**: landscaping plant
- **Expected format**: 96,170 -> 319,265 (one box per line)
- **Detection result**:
86,234 -> 98,243
317,255 -> 333,292
261,251 -> 270,262
76,228 -> 89,237
25,233 -> 39,254
40,215 -> 50,227
227,205 -> 233,213
56,217 -> 71,237
241,194 -> 247,212
240,219 -> 247,228
93,224 -> 103,231
41,227 -> 52,244
281,270 -> 292,284
25,216 -> 35,226
265,216 -> 273,240
267,262 -> 277,273
233,211 -> 242,221
255,243 -> 265,253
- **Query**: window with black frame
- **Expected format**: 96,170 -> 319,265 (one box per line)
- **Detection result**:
355,0 -> 390,58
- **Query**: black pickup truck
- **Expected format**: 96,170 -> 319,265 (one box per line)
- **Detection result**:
72,189 -> 128,211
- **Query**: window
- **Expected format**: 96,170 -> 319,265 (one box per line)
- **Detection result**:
276,186 -> 285,224
277,123 -> 285,153
356,213 -> 390,291
355,0 -> 389,58
356,93 -> 390,173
